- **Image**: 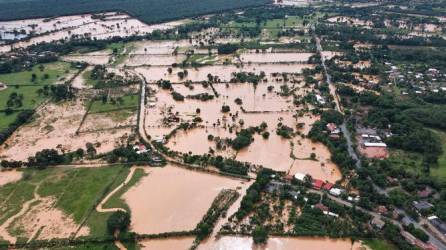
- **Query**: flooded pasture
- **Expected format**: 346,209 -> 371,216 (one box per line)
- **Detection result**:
0,170 -> 22,186
139,237 -> 195,250
123,164 -> 248,234
136,63 -> 313,82
238,52 -> 313,63
0,100 -> 131,161
0,13 -> 187,52
198,236 -> 368,250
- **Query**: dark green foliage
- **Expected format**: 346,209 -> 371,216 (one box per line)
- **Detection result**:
230,72 -> 265,85
0,110 -> 34,145
171,91 -> 185,101
0,0 -> 270,24
383,223 -> 418,250
404,223 -> 429,242
252,226 -> 268,244
187,93 -> 214,101
403,107 -> 446,130
107,211 -> 130,234
276,124 -> 293,139
157,80 -> 172,90
221,105 -> 230,113
231,129 -> 254,150
235,169 -> 274,219
27,149 -> 66,169
217,43 -> 239,55
321,110 -> 344,125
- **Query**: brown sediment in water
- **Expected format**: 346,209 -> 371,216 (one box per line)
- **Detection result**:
136,64 -> 313,83
0,170 -> 22,186
198,236 -> 369,250
0,100 -> 131,161
167,127 -> 235,157
0,13 -> 187,52
123,164 -> 247,235
11,197 -> 89,241
236,133 -> 293,172
238,52 -> 314,63
139,237 -> 195,250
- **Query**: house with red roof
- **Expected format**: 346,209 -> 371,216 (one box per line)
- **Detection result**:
312,179 -> 324,190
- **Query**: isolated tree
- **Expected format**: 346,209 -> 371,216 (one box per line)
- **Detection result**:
252,226 -> 268,244
107,211 -> 130,234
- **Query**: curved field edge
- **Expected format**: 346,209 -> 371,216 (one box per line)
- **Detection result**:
0,0 -> 272,23
0,166 -> 131,242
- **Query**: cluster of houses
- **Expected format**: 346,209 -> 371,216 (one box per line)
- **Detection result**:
386,62 -> 446,95
266,178 -> 342,218
293,172 -> 354,199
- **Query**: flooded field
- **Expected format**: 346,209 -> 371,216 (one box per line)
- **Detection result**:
8,196 -> 89,241
0,170 -> 22,186
0,13 -> 186,52
326,16 -> 373,27
0,100 -> 131,161
198,236 -> 368,250
167,127 -> 235,156
123,164 -> 248,234
137,63 -> 314,82
238,52 -> 314,63
140,237 -> 195,250
62,54 -> 111,65
131,39 -> 192,55
125,54 -> 187,66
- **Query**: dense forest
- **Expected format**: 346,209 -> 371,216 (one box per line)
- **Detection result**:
0,0 -> 271,23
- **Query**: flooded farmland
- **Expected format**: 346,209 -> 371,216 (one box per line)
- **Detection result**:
0,12 -> 187,52
123,164 -> 248,234
198,236 -> 368,250
0,100 -> 132,161
136,63 -> 314,82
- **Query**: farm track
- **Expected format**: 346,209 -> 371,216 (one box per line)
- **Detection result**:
0,183 -> 41,244
95,167 -> 137,213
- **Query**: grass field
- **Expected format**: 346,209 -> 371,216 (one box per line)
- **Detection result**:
0,85 -> 46,110
364,238 -> 397,250
103,168 -> 146,212
431,129 -> 446,184
388,129 -> 446,184
388,149 -> 424,175
0,166 -> 130,241
0,111 -> 19,129
0,62 -> 75,86
187,54 -> 219,65
89,94 -> 139,113
82,70 -> 99,87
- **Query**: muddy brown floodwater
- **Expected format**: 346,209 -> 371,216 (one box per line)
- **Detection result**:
0,100 -> 131,161
0,170 -> 22,186
139,237 -> 195,250
123,164 -> 248,235
198,236 -> 369,250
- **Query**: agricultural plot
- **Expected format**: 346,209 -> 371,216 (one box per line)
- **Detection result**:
0,62 -> 76,86
141,48 -> 341,181
122,164 -> 247,235
0,99 -> 133,161
0,12 -> 188,52
79,94 -> 139,133
0,166 -> 129,243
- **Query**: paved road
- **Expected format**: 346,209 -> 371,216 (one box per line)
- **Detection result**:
314,34 -> 446,249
